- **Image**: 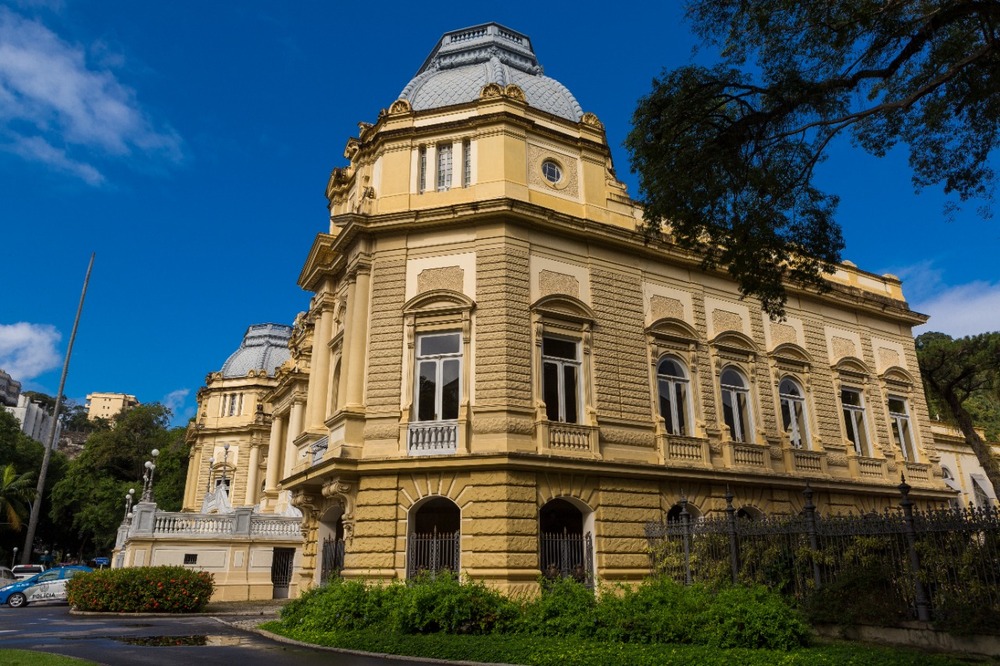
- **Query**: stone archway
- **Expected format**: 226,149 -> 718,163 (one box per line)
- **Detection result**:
318,503 -> 345,584
407,496 -> 460,578
539,498 -> 593,585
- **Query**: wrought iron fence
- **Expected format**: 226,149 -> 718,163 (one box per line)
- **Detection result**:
540,530 -> 593,586
320,537 -> 345,585
407,529 -> 460,578
646,481 -> 1000,628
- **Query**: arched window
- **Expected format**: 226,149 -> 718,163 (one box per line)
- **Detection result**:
840,387 -> 870,456
887,396 -> 916,462
657,357 -> 690,436
779,377 -> 809,449
408,497 -> 460,578
720,368 -> 753,443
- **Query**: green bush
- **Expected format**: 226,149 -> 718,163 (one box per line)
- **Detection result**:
595,577 -> 708,644
516,575 -> 598,637
698,585 -> 811,650
67,566 -> 214,613
390,572 -> 519,634
280,577 -> 403,632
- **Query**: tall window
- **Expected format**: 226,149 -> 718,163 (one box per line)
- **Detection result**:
656,357 -> 689,436
542,337 -> 580,423
462,140 -> 471,187
414,333 -> 461,421
779,378 -> 809,449
418,146 -> 427,193
841,388 -> 870,456
887,396 -> 916,461
720,368 -> 752,442
437,143 -> 452,191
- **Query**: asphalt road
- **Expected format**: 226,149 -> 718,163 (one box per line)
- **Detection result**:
0,602 -> 445,666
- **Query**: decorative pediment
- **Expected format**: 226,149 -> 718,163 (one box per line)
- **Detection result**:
771,342 -> 812,367
531,294 -> 596,324
402,289 -> 475,320
711,331 -> 759,355
835,356 -> 872,378
388,99 -> 411,114
881,365 -> 916,387
646,317 -> 701,345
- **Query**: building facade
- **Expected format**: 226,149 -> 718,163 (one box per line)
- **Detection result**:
253,24 -> 956,596
85,392 -> 139,421
163,23 -> 960,599
0,369 -> 20,407
3,394 -> 61,445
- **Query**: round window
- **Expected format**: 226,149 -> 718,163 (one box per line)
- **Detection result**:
541,159 -> 562,184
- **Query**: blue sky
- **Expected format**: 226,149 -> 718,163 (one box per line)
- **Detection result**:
2,1 -> 998,426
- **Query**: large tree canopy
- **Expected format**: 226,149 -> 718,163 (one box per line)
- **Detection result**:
627,0 -> 999,316
916,331 -> 1000,497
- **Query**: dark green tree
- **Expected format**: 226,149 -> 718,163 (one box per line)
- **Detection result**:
916,331 -> 1000,496
627,1 -> 999,317
49,404 -> 189,555
0,464 -> 34,532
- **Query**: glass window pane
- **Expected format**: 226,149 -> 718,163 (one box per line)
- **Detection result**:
780,398 -> 793,432
659,358 -> 683,378
888,397 -> 906,415
420,333 -> 460,356
674,382 -> 687,435
841,388 -> 861,407
658,379 -> 675,433
779,378 -> 800,397
852,410 -> 868,454
543,337 -> 577,360
543,361 -> 560,422
736,393 -> 751,442
417,361 -> 437,421
441,359 -> 460,420
721,369 -> 744,388
722,390 -> 736,439
563,365 -> 579,423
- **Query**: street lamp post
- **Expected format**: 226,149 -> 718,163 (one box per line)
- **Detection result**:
140,448 -> 160,503
11,547 -> 17,568
206,457 -> 215,493
220,443 -> 230,489
123,488 -> 135,521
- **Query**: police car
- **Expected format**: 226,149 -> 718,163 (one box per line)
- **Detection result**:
0,565 -> 93,608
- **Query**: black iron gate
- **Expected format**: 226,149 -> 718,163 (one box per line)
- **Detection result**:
320,537 -> 345,585
540,529 -> 593,585
407,527 -> 460,578
271,547 -> 295,599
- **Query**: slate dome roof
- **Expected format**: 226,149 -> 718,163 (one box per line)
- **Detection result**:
220,323 -> 292,378
398,23 -> 583,122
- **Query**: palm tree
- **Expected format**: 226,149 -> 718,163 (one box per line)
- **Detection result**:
0,464 -> 35,531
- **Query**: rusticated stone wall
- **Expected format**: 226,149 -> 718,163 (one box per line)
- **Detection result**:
366,254 -> 406,410
345,474 -> 400,574
475,240 -> 532,408
591,267 -> 650,421
595,477 -> 661,574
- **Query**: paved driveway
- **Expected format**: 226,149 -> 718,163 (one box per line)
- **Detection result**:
0,603 -> 444,666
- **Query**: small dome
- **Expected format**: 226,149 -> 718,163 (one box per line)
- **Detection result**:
398,23 -> 583,122
220,323 -> 292,378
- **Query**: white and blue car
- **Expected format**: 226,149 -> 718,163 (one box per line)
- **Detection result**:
0,565 -> 93,608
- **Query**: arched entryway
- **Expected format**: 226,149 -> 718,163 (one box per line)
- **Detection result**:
318,504 -> 345,585
407,497 -> 460,578
539,498 -> 593,585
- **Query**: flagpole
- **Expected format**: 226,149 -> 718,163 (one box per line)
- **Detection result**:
21,253 -> 94,564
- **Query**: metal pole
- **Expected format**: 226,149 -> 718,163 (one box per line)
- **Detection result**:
680,496 -> 692,586
22,253 -> 94,564
803,483 -> 822,590
725,486 -> 739,584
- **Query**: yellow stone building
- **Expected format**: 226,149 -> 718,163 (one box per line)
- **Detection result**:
260,23 -> 956,594
172,23 -> 959,598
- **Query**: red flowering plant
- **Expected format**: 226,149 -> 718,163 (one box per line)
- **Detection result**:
68,566 -> 214,613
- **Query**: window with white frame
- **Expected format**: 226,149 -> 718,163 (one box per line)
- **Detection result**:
414,332 -> 461,422
779,377 -> 809,449
720,368 -> 753,442
437,143 -> 452,191
542,336 -> 580,423
462,140 -> 471,187
972,476 -> 991,508
887,396 -> 916,461
418,146 -> 427,193
656,356 -> 690,436
841,387 -> 870,456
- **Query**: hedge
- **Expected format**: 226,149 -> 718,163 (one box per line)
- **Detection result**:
67,565 -> 214,612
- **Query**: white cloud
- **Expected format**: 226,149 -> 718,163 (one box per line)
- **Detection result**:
912,281 -> 1000,338
0,7 -> 182,183
161,388 -> 189,415
0,322 -> 61,381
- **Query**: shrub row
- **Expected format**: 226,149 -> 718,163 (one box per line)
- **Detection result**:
67,566 -> 214,613
278,574 -> 811,651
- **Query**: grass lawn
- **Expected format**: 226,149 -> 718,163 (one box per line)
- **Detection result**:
0,650 -> 99,665
261,624 -> 982,666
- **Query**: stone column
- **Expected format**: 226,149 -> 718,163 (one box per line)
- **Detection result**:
337,279 -> 356,411
182,442 -> 202,511
264,414 -> 285,495
245,442 -> 261,506
307,304 -> 334,429
284,399 -> 306,479
345,267 -> 371,408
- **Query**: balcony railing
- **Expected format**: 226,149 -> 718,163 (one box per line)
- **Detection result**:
732,443 -> 767,468
664,435 -> 710,465
791,449 -> 824,473
549,422 -> 593,451
408,421 -> 458,456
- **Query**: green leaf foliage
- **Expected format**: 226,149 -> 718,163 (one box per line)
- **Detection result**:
67,565 -> 214,613
627,0 -> 1000,317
